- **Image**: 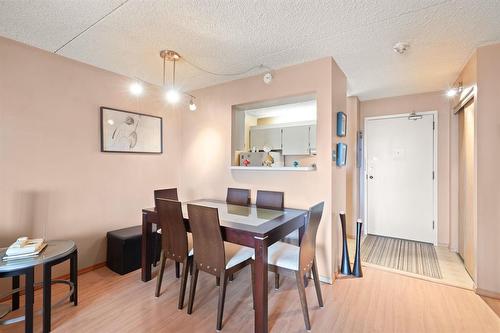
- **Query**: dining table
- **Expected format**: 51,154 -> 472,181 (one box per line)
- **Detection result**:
141,199 -> 308,333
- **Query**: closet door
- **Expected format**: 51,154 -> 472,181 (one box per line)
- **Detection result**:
458,98 -> 476,279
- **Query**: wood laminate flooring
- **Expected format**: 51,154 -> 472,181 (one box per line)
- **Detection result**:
0,263 -> 498,332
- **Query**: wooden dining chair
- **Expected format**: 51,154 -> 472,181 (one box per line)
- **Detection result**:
153,188 -> 179,273
256,190 -> 284,210
186,204 -> 254,331
226,188 -> 251,206
154,188 -> 178,201
258,201 -> 324,331
155,198 -> 193,310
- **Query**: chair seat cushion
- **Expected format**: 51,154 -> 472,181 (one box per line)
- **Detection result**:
224,242 -> 254,269
256,241 -> 299,271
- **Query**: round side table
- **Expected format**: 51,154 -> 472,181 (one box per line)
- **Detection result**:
0,240 -> 78,333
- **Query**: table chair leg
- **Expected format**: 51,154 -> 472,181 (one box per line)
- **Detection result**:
155,250 -> 166,297
216,273 -> 229,331
295,271 -> 311,331
187,267 -> 199,314
43,264 -> 52,333
70,250 -> 78,305
275,273 -> 280,290
25,268 -> 34,333
175,262 -> 180,278
312,258 -> 323,307
12,275 -> 19,311
178,258 -> 190,309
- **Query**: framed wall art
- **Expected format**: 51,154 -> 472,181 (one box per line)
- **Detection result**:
337,111 -> 347,137
100,107 -> 162,153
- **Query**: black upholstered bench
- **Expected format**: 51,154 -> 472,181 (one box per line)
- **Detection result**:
106,225 -> 161,275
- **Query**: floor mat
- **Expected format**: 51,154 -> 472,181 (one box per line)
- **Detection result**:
361,234 -> 443,279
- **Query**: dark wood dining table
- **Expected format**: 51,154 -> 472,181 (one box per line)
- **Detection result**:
141,199 -> 308,333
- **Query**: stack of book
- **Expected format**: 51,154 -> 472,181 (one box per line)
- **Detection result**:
2,237 -> 47,261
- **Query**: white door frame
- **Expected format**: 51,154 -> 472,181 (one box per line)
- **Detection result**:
363,111 -> 438,245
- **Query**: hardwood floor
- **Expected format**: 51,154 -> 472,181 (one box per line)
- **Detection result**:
1,263 -> 499,332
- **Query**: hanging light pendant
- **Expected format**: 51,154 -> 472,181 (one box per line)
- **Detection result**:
159,49 -> 196,110
160,50 -> 181,104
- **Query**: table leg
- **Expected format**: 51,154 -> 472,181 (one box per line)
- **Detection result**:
141,213 -> 153,282
12,275 -> 20,311
25,268 -> 34,333
254,237 -> 268,333
70,250 -> 78,305
298,217 -> 310,286
43,264 -> 52,333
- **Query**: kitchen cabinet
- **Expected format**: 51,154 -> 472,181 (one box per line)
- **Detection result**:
309,125 -> 317,151
282,125 -> 310,155
250,127 -> 282,151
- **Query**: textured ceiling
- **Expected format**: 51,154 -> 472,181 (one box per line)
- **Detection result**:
1,0 -> 500,100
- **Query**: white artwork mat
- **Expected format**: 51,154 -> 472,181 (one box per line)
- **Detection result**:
101,107 -> 162,153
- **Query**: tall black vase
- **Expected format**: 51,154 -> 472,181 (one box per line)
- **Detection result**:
339,211 -> 352,275
352,219 -> 363,277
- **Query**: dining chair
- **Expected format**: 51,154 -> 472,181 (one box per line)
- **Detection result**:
154,188 -> 178,201
186,204 -> 254,331
257,201 -> 324,331
153,188 -> 179,274
226,188 -> 251,206
154,198 -> 193,310
256,190 -> 284,210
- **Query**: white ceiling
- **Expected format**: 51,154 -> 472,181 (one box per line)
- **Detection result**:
1,0 -> 500,100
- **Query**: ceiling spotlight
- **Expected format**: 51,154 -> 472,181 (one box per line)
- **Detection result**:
393,42 -> 410,54
189,99 -> 197,111
166,88 -> 181,104
446,88 -> 458,97
446,81 -> 463,98
129,81 -> 144,96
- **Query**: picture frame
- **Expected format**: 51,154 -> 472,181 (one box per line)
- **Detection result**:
100,107 -> 163,154
337,111 -> 347,137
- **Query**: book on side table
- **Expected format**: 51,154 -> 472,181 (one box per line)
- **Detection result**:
2,237 -> 47,261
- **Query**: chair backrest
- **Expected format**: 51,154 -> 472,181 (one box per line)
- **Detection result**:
226,188 -> 251,206
154,188 -> 178,201
187,204 -> 226,275
299,202 -> 324,272
155,198 -> 189,261
256,190 -> 284,210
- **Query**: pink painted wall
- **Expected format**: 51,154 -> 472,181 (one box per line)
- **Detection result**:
360,92 -> 451,246
475,44 -> 500,296
179,58 -> 347,281
0,36 -> 180,290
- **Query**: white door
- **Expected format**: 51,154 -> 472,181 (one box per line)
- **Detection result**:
365,114 -> 436,244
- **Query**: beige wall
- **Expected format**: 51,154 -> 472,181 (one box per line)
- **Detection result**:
0,37 -> 180,291
346,97 -> 360,237
359,92 -> 451,245
475,44 -> 500,296
179,58 -> 347,281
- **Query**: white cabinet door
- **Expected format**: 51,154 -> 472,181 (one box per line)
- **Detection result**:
250,128 -> 282,151
282,125 -> 310,155
309,125 -> 316,150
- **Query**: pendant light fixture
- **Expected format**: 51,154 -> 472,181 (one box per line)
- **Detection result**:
160,49 -> 196,110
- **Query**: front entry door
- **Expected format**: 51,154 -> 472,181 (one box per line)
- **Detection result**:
365,114 -> 436,244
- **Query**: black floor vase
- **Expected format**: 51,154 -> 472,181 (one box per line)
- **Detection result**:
339,212 -> 352,275
352,219 -> 363,277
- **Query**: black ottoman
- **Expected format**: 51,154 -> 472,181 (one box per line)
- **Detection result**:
106,226 -> 143,275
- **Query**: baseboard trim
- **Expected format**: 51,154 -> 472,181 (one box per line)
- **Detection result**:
476,288 -> 500,300
0,262 -> 106,302
319,275 -> 333,284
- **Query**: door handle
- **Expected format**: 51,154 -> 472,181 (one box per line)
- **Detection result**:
369,175 -> 374,179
